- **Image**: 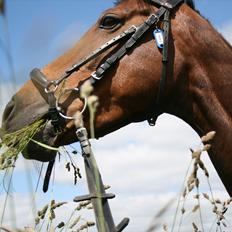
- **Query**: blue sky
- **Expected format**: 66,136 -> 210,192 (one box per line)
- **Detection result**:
0,0 -> 232,84
0,1 -> 232,231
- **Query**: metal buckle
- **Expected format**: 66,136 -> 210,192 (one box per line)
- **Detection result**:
91,71 -> 102,81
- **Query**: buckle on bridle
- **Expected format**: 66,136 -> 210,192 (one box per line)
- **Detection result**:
91,71 -> 102,81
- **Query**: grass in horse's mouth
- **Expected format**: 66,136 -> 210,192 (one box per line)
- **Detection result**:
0,119 -> 47,170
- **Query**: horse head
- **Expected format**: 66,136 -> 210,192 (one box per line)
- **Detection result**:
0,0 -> 208,162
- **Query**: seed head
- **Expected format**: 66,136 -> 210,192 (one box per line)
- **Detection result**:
80,80 -> 93,98
201,131 -> 216,143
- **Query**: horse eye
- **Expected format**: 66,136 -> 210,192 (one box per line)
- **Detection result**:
100,15 -> 122,30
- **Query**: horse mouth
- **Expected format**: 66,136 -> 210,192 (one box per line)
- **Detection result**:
21,121 -> 58,162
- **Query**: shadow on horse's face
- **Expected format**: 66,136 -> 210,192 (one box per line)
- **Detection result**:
1,0 -> 188,161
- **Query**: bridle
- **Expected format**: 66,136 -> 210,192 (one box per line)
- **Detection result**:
30,0 -> 189,215
30,1 -> 190,225
30,0 -> 187,132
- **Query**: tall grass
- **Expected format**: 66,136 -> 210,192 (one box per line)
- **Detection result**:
147,131 -> 232,232
0,119 -> 46,170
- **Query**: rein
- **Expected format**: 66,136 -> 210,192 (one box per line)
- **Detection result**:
30,0 -> 185,131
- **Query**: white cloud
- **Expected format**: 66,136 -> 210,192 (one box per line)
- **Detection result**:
0,193 -> 36,229
46,115 -> 231,231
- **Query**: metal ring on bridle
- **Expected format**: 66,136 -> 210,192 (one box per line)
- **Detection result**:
55,88 -> 87,120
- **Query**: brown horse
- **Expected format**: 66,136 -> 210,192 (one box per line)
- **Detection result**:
1,0 -> 232,196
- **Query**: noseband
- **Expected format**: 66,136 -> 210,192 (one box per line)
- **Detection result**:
30,0 -> 186,132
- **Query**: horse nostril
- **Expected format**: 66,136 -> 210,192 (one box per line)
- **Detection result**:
2,97 -> 16,122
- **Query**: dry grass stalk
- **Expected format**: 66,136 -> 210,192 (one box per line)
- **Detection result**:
58,202 -> 94,232
186,140 -> 211,195
193,194 -> 200,199
0,226 -> 13,232
222,221 -> 227,228
76,221 -> 95,232
0,119 -> 46,170
181,207 -> 185,215
202,193 -> 209,200
80,80 -> 99,138
80,80 -> 93,99
146,198 -> 174,232
202,190 -> 232,228
56,222 -> 65,229
34,200 -> 67,230
65,161 -> 82,185
177,132 -> 217,232
179,131 -> 232,231
104,185 -> 111,190
192,205 -> 200,213
62,147 -> 82,186
163,224 -> 168,231
69,216 -> 81,229
86,205 -> 93,210
192,222 -> 198,232
75,201 -> 92,211
201,131 -> 216,143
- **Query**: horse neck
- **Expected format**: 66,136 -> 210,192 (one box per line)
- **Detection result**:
169,8 -> 232,195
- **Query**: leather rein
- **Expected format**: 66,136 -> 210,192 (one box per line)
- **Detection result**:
30,0 -> 185,132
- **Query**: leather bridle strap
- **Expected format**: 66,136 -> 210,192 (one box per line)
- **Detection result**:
31,26 -> 137,91
148,0 -> 184,125
30,0 -> 185,128
88,7 -> 167,83
147,9 -> 171,125
30,68 -> 62,132
87,5 -> 170,126
31,26 -> 137,129
30,6 -> 167,127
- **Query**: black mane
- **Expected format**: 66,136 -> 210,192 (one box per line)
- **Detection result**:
114,0 -> 195,10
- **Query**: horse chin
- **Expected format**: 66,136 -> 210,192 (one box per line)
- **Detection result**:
22,121 -> 57,162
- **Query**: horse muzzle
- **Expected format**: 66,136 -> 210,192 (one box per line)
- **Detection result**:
1,94 -> 58,162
